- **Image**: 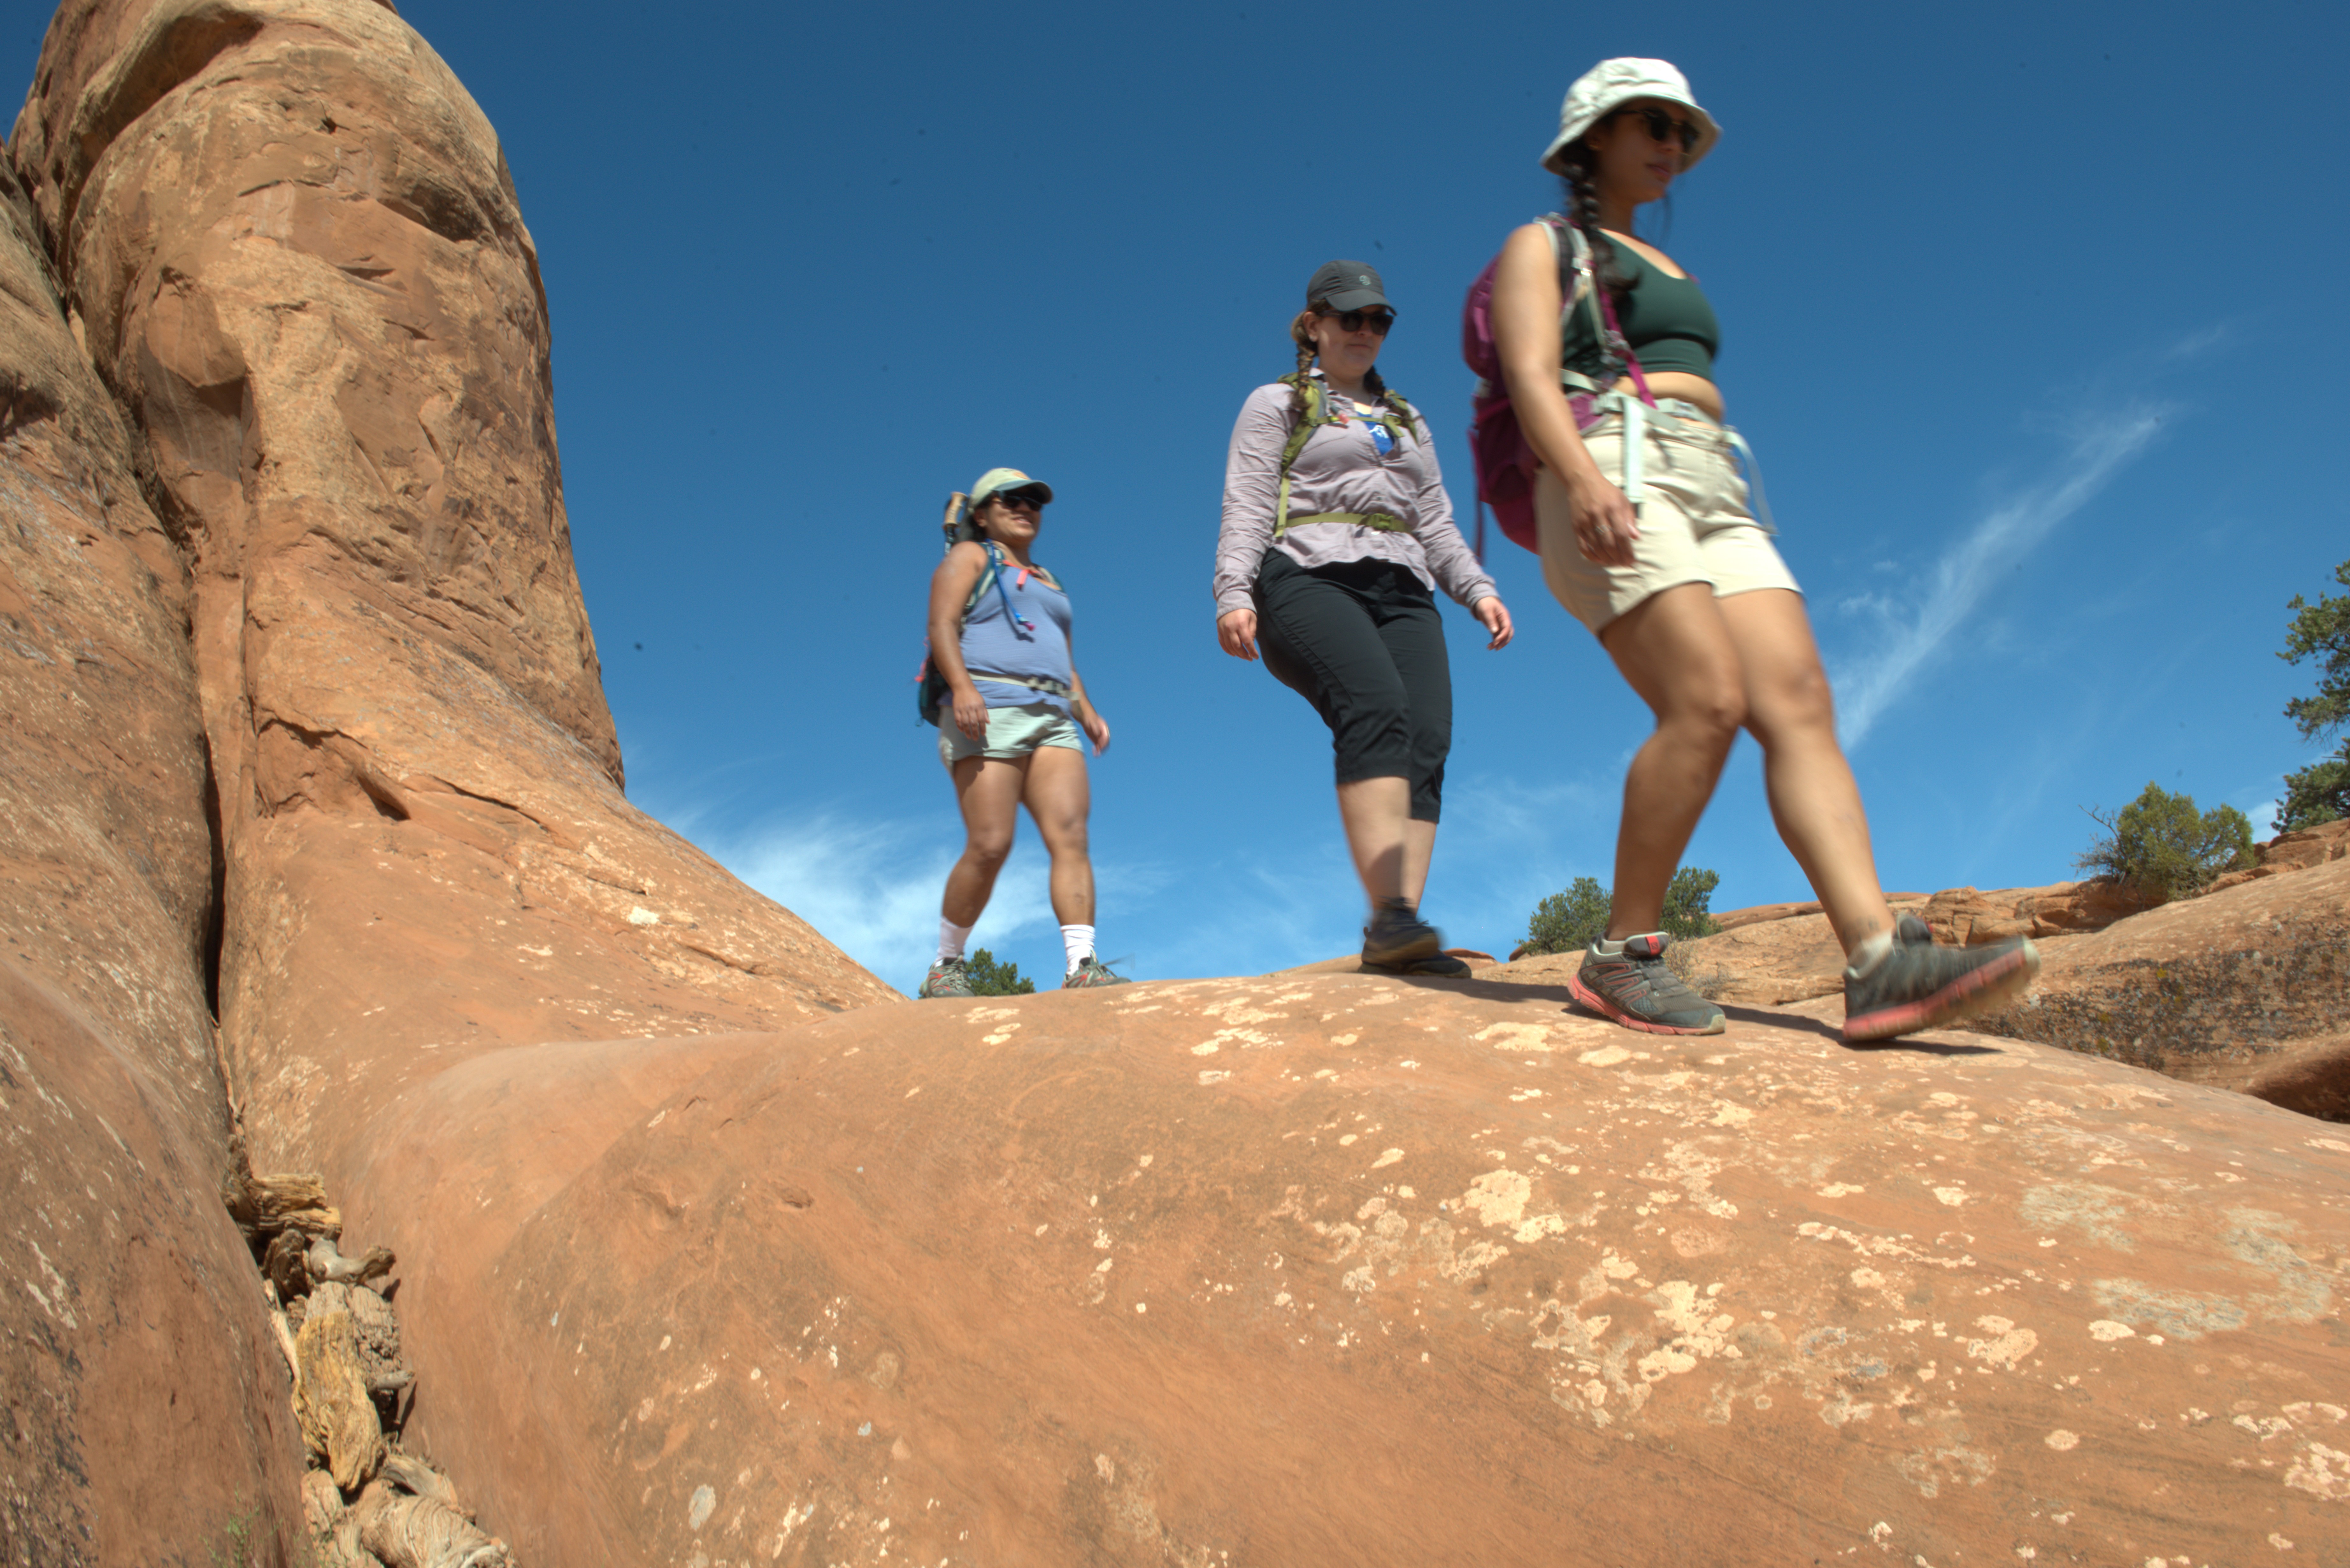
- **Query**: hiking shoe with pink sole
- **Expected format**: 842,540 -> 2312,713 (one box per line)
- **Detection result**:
917,957 -> 973,999
1567,933 -> 1724,1036
1061,956 -> 1132,989
1842,916 -> 2040,1043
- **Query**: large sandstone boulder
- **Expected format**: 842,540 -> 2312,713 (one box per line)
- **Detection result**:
1977,855 -> 2350,1117
13,0 -> 901,1188
0,144 -> 304,1562
344,975 -> 2350,1564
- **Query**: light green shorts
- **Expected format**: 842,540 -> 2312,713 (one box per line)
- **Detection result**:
937,702 -> 1083,767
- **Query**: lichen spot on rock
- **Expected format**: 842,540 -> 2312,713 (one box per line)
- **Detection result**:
1476,1022 -> 1553,1053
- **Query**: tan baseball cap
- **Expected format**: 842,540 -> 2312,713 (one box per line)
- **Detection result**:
1540,58 -> 1721,175
970,467 -> 1053,506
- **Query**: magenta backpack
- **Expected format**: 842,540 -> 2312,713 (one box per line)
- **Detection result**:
1461,216 -> 1647,556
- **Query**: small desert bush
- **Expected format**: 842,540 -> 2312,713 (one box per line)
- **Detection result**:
964,948 -> 1035,995
2074,781 -> 2253,904
1521,867 -> 1721,957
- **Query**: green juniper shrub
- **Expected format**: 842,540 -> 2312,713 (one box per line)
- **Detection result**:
2074,782 -> 2254,904
2276,558 -> 2350,831
1521,867 -> 1723,957
2277,743 -> 2349,833
963,947 -> 1035,996
1660,866 -> 1723,941
1522,876 -> 1610,957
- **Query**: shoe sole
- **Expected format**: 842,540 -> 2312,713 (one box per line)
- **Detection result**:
1842,943 -> 2041,1044
1566,971 -> 1726,1036
1361,957 -> 1472,978
1361,929 -> 1442,968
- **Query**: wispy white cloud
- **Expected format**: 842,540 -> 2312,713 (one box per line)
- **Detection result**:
1831,405 -> 2168,750
707,809 -> 1057,991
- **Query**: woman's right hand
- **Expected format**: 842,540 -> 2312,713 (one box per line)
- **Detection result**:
951,686 -> 988,742
1217,608 -> 1259,662
1566,473 -> 1642,567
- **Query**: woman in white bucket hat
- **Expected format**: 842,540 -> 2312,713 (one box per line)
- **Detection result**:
1487,58 -> 2038,1043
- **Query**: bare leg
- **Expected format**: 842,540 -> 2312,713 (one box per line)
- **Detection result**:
1594,582 -> 1748,938
1717,589 -> 1895,954
942,755 -> 1027,927
1020,745 -> 1096,927
1401,818 -> 1437,909
1335,776 -> 1412,910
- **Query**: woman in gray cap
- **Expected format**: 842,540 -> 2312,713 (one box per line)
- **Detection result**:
1216,261 -> 1515,974
1487,57 -> 2037,1042
920,468 -> 1127,997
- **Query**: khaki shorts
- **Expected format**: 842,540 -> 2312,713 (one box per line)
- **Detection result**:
1536,403 -> 1800,636
937,701 -> 1083,767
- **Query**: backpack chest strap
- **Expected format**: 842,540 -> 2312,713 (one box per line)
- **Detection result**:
1273,510 -> 1413,539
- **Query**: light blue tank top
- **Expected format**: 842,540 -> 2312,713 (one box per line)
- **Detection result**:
960,546 -> 1074,716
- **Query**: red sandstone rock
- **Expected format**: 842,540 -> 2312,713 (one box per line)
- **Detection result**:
15,3 -> 2349,1562
0,138 -> 305,1557
13,0 -> 902,1190
1710,892 -> 1928,932
1920,880 -> 2149,945
1974,856 -> 2350,1116
344,977 -> 2350,1565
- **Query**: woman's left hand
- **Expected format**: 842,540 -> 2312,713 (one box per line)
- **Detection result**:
1473,596 -> 1515,650
1078,705 -> 1111,756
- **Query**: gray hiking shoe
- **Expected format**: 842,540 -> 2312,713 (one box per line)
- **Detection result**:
1062,956 -> 1131,989
1842,915 -> 2039,1043
1361,899 -> 1442,968
1567,933 -> 1725,1036
917,957 -> 973,999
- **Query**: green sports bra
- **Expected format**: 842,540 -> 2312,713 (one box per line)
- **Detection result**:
1563,241 -> 1721,383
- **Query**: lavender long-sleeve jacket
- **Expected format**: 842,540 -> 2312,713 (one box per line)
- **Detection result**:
1214,376 -> 1497,618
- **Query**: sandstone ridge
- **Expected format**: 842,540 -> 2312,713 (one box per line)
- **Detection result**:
5,0 -> 893,1556
6,3 -> 2350,1565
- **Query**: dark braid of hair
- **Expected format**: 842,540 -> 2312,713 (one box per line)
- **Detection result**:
1557,146 -> 1638,385
1288,310 -> 1317,424
1557,150 -> 1627,300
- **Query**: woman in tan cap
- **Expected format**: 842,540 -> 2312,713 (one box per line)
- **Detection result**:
918,469 -> 1127,996
1216,261 -> 1514,974
1487,58 -> 2036,1041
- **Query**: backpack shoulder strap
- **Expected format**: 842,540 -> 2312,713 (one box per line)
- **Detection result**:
957,539 -> 1000,614
1272,373 -> 1339,537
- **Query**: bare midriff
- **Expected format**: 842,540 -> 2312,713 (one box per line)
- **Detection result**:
1610,369 -> 1723,425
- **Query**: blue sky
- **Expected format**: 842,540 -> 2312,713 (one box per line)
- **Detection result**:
23,0 -> 2343,989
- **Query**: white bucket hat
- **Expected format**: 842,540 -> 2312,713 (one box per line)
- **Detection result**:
1539,58 -> 1721,176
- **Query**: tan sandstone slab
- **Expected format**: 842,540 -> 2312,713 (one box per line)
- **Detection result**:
14,0 -> 904,1188
0,111 -> 306,1557
339,973 -> 2350,1566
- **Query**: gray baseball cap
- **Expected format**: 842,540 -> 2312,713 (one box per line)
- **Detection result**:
1306,260 -> 1391,314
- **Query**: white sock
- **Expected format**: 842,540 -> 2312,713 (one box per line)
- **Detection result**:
1062,923 -> 1096,974
1845,929 -> 1895,979
939,918 -> 974,964
1593,935 -> 1628,956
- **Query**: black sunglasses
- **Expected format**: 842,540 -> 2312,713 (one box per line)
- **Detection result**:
1617,105 -> 1701,153
989,488 -> 1046,510
1321,309 -> 1395,335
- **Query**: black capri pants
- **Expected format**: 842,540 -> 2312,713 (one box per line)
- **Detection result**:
1255,551 -> 1453,822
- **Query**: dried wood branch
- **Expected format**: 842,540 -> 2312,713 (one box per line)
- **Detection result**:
308,1237 -> 396,1288
356,1486 -> 513,1568
296,1307 -> 385,1491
